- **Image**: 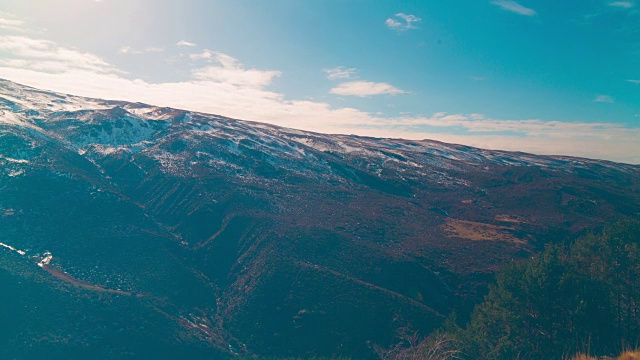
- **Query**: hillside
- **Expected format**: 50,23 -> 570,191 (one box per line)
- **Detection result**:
1,79 -> 639,359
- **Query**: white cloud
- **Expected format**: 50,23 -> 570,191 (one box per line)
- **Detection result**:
0,11 -> 25,32
329,81 -> 406,97
385,18 -> 402,30
490,1 -> 537,16
385,13 -> 421,31
324,66 -> 357,80
191,53 -> 281,88
609,1 -> 634,8
627,79 -> 640,84
0,35 -> 119,74
189,49 -> 214,61
118,46 -> 164,55
176,40 -> 197,47
594,94 -> 615,103
0,33 -> 638,164
143,47 -> 164,53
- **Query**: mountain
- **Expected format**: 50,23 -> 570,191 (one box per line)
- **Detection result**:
1,79 -> 639,359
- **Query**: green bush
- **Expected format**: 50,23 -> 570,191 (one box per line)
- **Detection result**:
459,220 -> 640,359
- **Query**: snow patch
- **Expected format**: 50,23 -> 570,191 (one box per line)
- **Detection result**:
0,242 -> 26,256
38,252 -> 52,268
0,88 -> 108,114
8,169 -> 24,177
0,156 -> 29,164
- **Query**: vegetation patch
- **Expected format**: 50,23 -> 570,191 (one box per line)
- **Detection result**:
442,219 -> 525,244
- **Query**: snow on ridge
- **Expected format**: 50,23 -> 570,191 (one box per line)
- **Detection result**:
65,116 -> 166,152
89,145 -> 131,156
0,109 -> 29,127
1,239 -> 58,271
0,81 -> 109,114
0,241 -> 26,256
4,81 -> 635,172
0,155 -> 29,164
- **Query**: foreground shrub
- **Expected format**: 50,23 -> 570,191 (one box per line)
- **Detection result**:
460,220 -> 640,359
375,328 -> 462,360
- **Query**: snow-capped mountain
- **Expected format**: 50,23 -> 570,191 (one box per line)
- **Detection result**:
1,79 -> 639,359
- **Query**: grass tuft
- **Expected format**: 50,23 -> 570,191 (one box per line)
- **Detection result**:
617,350 -> 640,360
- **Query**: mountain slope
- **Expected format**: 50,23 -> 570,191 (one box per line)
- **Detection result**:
1,79 -> 639,359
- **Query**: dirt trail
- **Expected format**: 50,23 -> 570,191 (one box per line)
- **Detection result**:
41,265 -> 131,296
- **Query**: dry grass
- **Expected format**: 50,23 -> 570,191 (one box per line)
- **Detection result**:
570,350 -> 640,360
441,218 -> 525,244
375,330 -> 462,360
494,214 -> 523,224
571,355 -> 597,360
618,350 -> 640,360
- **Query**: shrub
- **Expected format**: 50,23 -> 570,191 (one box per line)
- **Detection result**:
460,220 -> 640,359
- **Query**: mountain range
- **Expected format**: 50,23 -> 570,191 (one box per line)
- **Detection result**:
1,79 -> 639,359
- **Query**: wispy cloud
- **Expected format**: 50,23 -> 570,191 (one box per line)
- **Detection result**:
609,1 -> 634,8
385,13 -> 421,31
329,81 -> 406,97
0,11 -> 25,32
119,46 -> 164,55
176,40 -> 197,47
490,1 -> 537,16
377,113 -> 640,162
324,66 -> 357,80
627,79 -> 640,84
390,113 -> 631,137
189,49 -> 214,61
143,47 -> 164,53
594,94 -> 615,103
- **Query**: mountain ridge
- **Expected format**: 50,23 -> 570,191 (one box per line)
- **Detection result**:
2,77 -> 637,167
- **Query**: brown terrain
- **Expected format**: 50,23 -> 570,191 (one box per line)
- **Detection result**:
1,79 -> 639,358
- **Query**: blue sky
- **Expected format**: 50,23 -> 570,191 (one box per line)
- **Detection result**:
0,0 -> 639,163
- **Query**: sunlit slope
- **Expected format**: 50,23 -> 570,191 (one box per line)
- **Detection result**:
1,79 -> 639,358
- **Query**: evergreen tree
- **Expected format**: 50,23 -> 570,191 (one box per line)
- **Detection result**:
460,220 -> 640,359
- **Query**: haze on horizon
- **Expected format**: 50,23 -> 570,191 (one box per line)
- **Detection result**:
0,0 -> 638,163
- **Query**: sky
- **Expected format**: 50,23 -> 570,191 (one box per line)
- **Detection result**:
0,0 -> 639,163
